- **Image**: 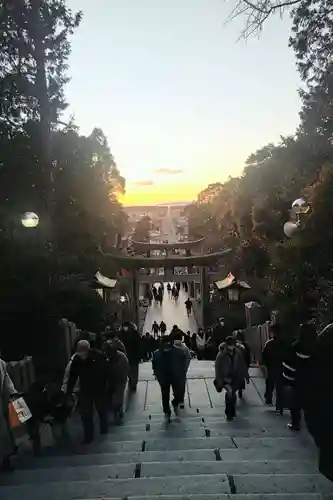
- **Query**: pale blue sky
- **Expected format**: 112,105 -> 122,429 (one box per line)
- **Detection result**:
66,0 -> 301,204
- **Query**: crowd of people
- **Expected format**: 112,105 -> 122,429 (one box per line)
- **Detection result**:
1,295 -> 332,483
149,281 -> 191,302
147,319 -> 234,360
0,318 -> 248,471
261,322 -> 333,482
0,321 -> 143,470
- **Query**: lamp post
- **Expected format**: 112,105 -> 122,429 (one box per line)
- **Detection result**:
283,198 -> 310,323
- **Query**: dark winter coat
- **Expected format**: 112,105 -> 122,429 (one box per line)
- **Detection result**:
152,346 -> 187,384
121,328 -> 142,364
262,337 -> 286,375
0,359 -> 16,461
160,322 -> 167,334
215,344 -> 248,392
305,325 -> 333,482
281,339 -> 313,392
67,349 -> 108,396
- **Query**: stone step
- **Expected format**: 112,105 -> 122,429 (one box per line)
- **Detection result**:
1,460 -> 319,486
104,426 -> 304,440
125,403 -> 280,425
108,414 -> 291,432
20,496 -> 323,500
1,473 -> 332,500
124,407 -> 284,423
70,435 -> 311,454
63,436 -> 235,454
19,446 -> 315,469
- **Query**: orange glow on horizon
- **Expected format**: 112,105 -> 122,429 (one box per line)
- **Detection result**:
121,182 -> 199,206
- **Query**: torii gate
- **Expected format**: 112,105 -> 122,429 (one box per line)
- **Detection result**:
106,240 -> 232,329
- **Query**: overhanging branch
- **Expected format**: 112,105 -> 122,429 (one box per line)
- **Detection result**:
227,0 -> 302,38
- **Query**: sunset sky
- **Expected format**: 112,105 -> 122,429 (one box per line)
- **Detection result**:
66,0 -> 301,206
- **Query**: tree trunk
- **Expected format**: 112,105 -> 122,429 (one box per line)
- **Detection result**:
30,0 -> 53,223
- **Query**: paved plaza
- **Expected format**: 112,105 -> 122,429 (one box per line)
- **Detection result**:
143,285 -> 198,335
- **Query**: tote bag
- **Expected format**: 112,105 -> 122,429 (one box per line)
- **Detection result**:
8,397 -> 32,428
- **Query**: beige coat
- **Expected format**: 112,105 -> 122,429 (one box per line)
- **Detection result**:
0,359 -> 17,461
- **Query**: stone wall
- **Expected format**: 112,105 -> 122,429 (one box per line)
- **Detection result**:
7,357 -> 35,393
244,321 -> 270,364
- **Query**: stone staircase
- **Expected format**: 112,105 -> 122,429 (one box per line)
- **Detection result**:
1,361 -> 333,500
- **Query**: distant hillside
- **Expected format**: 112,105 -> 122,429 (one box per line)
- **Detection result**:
157,202 -> 189,206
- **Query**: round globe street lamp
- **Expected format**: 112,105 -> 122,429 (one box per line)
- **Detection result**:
283,198 -> 310,238
283,221 -> 299,238
291,198 -> 310,215
21,212 -> 39,228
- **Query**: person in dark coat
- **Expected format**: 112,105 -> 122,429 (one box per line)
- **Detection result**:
191,333 -> 197,352
104,328 -> 127,356
121,322 -> 141,391
305,323 -> 333,482
143,332 -> 152,360
185,298 -> 193,315
160,321 -> 167,336
281,322 -> 317,430
261,323 -> 286,412
152,321 -> 160,338
234,330 -> 251,397
157,288 -> 163,304
66,340 -> 108,443
105,342 -> 129,424
170,324 -> 184,340
0,359 -> 17,471
196,328 -> 206,360
152,335 -> 187,422
215,336 -> 248,421
184,331 -> 192,349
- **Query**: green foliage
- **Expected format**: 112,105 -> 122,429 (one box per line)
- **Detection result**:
290,0 -> 333,85
188,55 -> 333,327
0,0 -> 82,133
0,1 -> 127,361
